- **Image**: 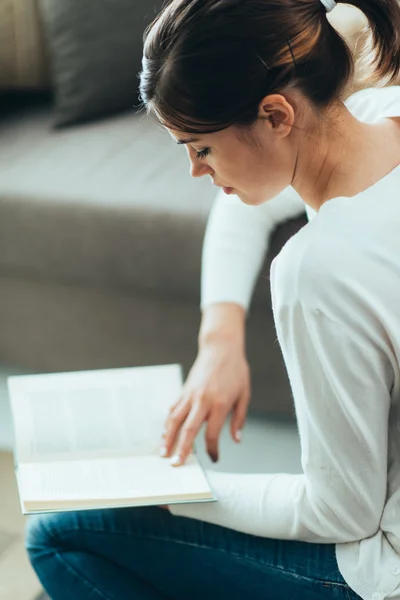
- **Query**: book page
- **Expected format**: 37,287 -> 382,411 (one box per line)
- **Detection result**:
17,454 -> 213,505
8,365 -> 182,464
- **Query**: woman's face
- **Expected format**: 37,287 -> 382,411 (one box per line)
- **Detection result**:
167,94 -> 299,206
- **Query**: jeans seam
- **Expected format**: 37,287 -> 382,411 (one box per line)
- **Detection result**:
68,526 -> 349,590
52,549 -> 113,600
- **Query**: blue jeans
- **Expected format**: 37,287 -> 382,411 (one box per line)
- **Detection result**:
26,506 -> 361,600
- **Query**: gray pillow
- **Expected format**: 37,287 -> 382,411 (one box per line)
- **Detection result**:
39,0 -> 164,128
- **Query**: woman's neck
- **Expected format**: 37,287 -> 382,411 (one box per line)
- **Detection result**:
291,101 -> 400,212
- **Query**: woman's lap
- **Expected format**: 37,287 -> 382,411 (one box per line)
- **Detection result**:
26,506 -> 358,600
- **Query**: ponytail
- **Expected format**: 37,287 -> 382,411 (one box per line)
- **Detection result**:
337,0 -> 400,87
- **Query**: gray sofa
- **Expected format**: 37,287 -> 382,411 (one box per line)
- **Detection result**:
0,93 -> 306,417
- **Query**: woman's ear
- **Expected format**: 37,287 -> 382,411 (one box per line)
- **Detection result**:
258,94 -> 294,137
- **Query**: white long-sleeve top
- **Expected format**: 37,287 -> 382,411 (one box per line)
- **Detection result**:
170,86 -> 400,600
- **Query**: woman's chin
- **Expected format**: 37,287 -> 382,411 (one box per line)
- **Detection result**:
236,192 -> 260,206
228,189 -> 264,206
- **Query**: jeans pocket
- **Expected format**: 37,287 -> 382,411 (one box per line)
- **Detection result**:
319,580 -> 359,600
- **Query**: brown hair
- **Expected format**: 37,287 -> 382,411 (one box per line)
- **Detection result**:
139,0 -> 400,134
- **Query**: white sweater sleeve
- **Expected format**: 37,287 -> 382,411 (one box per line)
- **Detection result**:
201,186 -> 306,312
170,257 -> 392,543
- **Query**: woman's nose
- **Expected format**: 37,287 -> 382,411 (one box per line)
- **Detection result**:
189,157 -> 213,179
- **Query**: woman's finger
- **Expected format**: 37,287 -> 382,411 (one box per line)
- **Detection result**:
170,401 -> 208,467
230,386 -> 251,442
161,399 -> 191,457
162,397 -> 183,441
205,401 -> 230,462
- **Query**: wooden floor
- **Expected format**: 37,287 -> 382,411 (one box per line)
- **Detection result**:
0,451 -> 43,600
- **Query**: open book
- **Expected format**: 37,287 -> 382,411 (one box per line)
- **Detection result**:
8,364 -> 215,515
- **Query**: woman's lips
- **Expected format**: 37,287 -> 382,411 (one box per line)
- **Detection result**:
223,187 -> 234,195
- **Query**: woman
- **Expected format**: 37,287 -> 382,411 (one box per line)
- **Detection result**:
26,0 -> 400,599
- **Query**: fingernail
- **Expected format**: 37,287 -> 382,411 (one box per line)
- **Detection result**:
211,454 -> 219,463
236,430 -> 242,442
171,455 -> 181,466
160,447 -> 168,457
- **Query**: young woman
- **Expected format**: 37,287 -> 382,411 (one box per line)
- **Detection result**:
26,1 -> 400,599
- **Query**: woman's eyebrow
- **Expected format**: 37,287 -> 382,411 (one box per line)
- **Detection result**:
177,137 -> 201,145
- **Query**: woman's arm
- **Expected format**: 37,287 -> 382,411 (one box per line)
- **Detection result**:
170,242 -> 392,544
170,301 -> 390,544
200,186 -> 306,313
161,187 -> 306,465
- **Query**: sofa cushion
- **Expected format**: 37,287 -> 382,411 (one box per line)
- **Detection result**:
0,104 -> 305,311
39,0 -> 164,127
0,103 -> 216,301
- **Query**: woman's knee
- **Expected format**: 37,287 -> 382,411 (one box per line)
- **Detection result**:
25,514 -> 52,558
25,511 -> 77,560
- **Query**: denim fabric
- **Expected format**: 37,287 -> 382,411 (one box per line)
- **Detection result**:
26,506 -> 361,600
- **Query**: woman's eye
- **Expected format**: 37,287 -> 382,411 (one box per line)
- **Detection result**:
195,148 -> 211,160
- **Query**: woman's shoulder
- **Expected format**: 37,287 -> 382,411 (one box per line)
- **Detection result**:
271,217 -> 340,308
345,85 -> 400,123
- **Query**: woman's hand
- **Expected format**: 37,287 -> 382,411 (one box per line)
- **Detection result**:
160,338 -> 251,467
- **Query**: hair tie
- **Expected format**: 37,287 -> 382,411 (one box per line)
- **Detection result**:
320,0 -> 337,13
